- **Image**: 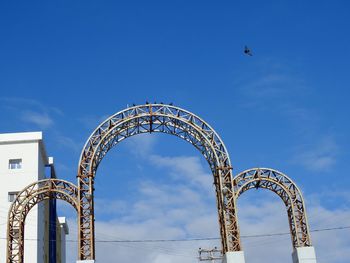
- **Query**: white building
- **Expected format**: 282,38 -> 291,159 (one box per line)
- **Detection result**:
0,131 -> 69,263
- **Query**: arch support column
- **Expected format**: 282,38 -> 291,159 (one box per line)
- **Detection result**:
292,247 -> 317,263
223,251 -> 246,263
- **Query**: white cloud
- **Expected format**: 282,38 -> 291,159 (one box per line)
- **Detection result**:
64,159 -> 221,262
0,97 -> 63,116
55,134 -> 82,152
233,61 -> 341,175
307,202 -> 350,263
237,193 -> 294,263
63,186 -> 350,263
294,136 -> 339,172
94,198 -> 127,216
54,133 -> 345,262
242,73 -> 298,98
78,114 -> 110,130
125,134 -> 157,157
236,66 -> 309,111
58,127 -> 347,262
20,110 -> 54,128
0,97 -> 62,129
149,155 -> 213,193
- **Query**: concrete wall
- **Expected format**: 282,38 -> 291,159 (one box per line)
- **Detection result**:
56,220 -> 63,263
0,132 -> 42,263
0,132 -> 67,263
292,247 -> 317,263
223,251 -> 246,263
38,142 -> 50,263
58,217 -> 69,263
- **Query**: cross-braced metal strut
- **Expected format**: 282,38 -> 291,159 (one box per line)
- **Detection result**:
77,104 -> 240,260
7,179 -> 78,263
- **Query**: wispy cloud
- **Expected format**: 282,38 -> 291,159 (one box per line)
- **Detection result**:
57,121 -> 348,262
66,135 -> 338,263
0,97 -> 63,114
149,154 -> 213,193
242,73 -> 303,98
236,68 -> 309,112
237,192 -> 350,263
20,110 -> 54,128
125,134 -> 158,157
78,114 -> 110,130
55,134 -> 82,153
0,97 -> 84,153
235,59 -> 342,172
294,136 -> 339,172
65,176 -> 220,263
0,97 -> 62,129
94,198 -> 128,216
63,182 -> 350,263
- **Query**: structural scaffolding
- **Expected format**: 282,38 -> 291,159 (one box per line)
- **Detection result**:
5,103 -> 317,263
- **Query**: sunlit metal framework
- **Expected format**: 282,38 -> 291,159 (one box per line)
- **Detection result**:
77,103 -> 241,260
233,168 -> 312,248
7,179 -> 78,263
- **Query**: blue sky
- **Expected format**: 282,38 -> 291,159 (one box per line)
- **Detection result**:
0,1 -> 349,262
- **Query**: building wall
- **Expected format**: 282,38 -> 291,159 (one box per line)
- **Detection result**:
56,217 -> 68,263
0,135 -> 41,263
56,220 -> 63,263
38,139 -> 50,263
0,132 -> 67,263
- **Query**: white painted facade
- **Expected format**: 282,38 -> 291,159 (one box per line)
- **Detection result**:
223,251 -> 246,263
292,247 -> 317,263
58,217 -> 69,262
0,132 -> 68,263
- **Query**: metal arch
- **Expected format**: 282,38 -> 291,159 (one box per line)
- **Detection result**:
7,179 -> 78,263
233,168 -> 312,248
77,103 -> 240,260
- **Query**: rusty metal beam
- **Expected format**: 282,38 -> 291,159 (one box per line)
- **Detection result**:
233,168 -> 312,248
77,104 -> 240,260
7,179 -> 78,263
6,105 -> 315,262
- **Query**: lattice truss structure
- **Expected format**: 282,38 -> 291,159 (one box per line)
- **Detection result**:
7,179 -> 78,263
233,168 -> 312,247
5,104 -> 314,262
78,104 -> 240,260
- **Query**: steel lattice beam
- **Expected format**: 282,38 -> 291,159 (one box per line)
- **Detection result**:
7,179 -> 78,263
5,105 -> 315,262
233,168 -> 312,248
77,104 -> 240,260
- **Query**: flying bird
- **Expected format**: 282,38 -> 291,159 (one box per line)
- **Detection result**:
244,45 -> 253,56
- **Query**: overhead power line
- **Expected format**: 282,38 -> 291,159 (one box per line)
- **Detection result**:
2,225 -> 349,243
93,225 -> 350,243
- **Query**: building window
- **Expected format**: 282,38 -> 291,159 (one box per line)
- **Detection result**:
8,192 -> 19,202
9,159 -> 22,169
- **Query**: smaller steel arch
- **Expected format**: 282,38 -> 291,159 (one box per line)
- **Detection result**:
7,179 -> 78,263
233,168 -> 311,248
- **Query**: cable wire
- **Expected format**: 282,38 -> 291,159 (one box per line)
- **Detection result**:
2,225 -> 349,242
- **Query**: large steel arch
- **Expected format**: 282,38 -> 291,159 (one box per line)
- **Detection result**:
7,179 -> 78,263
233,168 -> 312,248
77,103 -> 240,260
